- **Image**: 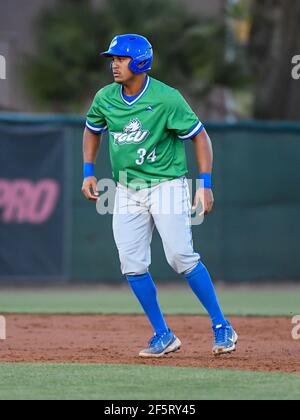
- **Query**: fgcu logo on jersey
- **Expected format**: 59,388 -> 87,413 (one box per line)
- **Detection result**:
111,119 -> 150,145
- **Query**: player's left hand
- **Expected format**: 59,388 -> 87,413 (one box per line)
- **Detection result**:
192,188 -> 214,216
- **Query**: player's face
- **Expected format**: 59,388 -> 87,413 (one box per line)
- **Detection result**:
111,56 -> 134,84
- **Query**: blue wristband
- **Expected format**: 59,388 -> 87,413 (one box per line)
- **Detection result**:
84,163 -> 95,178
199,173 -> 212,189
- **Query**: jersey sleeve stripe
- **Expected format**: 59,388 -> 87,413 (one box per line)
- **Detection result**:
86,121 -> 108,133
178,121 -> 204,140
86,120 -> 107,129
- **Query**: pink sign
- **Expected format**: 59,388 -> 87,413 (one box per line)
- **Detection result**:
0,179 -> 60,224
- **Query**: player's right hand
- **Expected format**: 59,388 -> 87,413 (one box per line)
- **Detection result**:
82,176 -> 99,201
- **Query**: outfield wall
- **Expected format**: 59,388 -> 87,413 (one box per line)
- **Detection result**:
0,114 -> 299,283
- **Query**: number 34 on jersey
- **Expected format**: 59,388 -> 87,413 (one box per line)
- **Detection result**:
136,148 -> 157,166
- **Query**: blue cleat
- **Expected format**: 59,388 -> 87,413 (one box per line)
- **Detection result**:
212,321 -> 238,356
139,329 -> 182,358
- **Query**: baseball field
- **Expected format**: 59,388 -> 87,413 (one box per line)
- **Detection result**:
0,285 -> 299,400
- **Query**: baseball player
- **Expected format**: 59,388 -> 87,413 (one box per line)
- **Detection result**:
82,34 -> 238,357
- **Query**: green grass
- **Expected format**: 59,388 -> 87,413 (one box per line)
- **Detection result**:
0,286 -> 298,316
0,364 -> 299,400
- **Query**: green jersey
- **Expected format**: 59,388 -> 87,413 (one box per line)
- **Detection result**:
86,76 -> 203,189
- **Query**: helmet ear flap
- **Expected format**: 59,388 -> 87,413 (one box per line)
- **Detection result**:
129,58 -> 152,74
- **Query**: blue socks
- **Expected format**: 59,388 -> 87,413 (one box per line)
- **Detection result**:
127,263 -> 225,334
184,262 -> 226,327
127,272 -> 169,336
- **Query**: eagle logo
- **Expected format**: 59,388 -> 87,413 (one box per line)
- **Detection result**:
124,119 -> 142,134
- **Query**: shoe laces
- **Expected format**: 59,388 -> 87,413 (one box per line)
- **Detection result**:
149,331 -> 169,346
213,325 -> 227,344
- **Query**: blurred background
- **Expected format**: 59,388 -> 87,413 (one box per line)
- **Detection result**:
0,0 -> 300,284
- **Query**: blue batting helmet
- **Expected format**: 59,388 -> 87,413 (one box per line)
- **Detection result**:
101,34 -> 153,74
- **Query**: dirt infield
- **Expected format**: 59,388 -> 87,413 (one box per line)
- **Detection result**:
1,315 -> 299,373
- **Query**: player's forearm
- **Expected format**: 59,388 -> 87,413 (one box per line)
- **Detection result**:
192,128 -> 213,174
83,128 -> 101,163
